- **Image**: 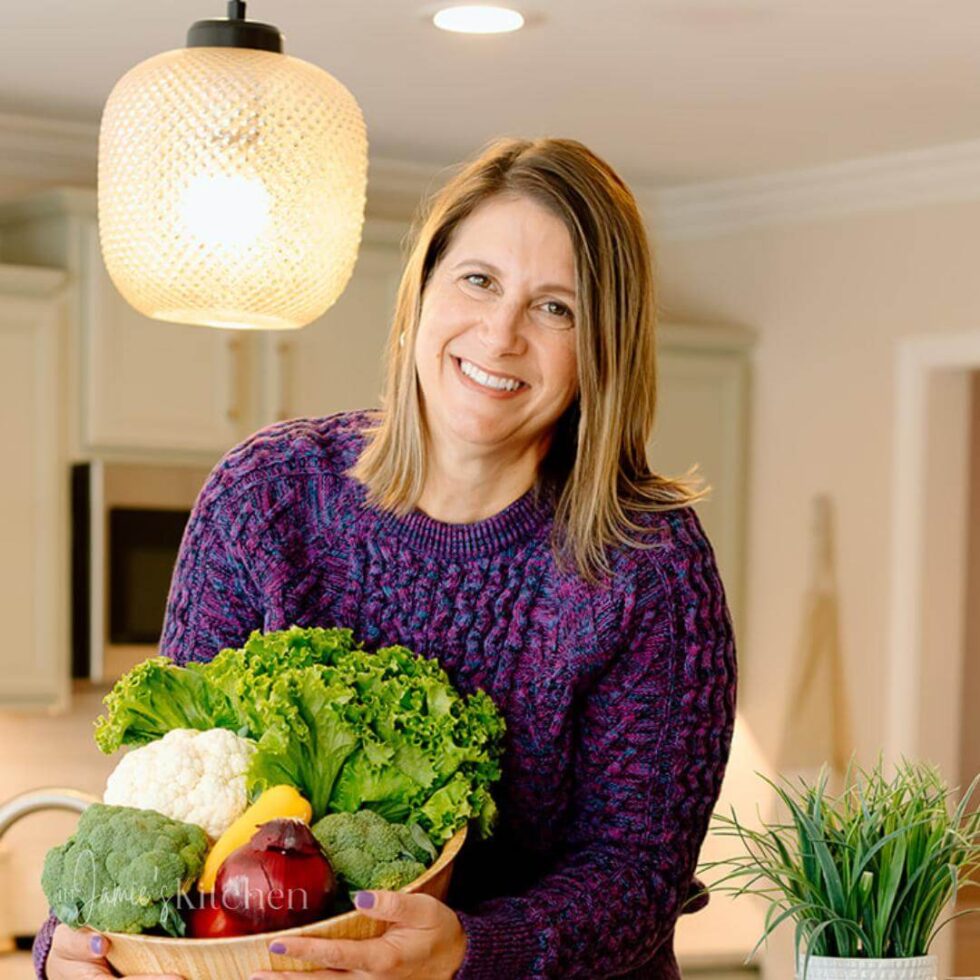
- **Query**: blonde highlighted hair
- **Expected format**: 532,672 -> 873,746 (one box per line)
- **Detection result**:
350,136 -> 706,585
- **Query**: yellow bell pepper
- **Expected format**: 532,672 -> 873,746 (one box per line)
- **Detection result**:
197,784 -> 313,892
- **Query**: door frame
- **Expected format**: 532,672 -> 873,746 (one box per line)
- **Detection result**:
887,329 -> 980,761
887,330 -> 980,976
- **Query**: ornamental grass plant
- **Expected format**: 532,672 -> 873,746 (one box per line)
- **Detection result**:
700,759 -> 980,974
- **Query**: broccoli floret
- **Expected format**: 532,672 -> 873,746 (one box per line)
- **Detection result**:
314,810 -> 369,855
363,816 -> 405,863
312,809 -> 436,894
330,847 -> 378,890
367,859 -> 427,891
42,803 -> 208,936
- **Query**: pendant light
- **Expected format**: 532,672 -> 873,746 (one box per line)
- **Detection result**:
98,1 -> 368,331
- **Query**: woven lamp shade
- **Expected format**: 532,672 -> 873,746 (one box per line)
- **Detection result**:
98,46 -> 368,331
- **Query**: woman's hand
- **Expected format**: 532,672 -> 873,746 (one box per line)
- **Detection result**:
46,924 -> 184,979
250,890 -> 467,980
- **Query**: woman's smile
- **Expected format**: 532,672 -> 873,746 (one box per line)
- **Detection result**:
450,355 -> 529,398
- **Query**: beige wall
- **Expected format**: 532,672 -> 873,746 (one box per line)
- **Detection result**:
658,197 -> 980,760
657,197 -> 980,974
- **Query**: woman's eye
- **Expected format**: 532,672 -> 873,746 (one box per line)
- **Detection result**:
461,275 -> 573,323
543,300 -> 573,321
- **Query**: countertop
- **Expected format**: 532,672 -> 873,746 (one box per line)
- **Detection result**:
0,951 -> 33,979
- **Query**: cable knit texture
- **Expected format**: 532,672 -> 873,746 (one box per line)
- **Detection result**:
34,409 -> 736,979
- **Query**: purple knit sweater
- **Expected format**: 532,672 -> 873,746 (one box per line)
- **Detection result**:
34,409 -> 736,979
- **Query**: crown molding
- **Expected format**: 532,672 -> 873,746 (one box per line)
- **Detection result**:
368,155 -> 452,199
0,112 -> 440,230
646,140 -> 980,241
0,112 -> 98,185
4,111 -> 980,240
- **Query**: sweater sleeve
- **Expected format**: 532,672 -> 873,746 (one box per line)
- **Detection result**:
32,911 -> 57,979
454,520 -> 737,978
159,466 -> 264,666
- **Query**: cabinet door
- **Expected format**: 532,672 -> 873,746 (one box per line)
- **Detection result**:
0,287 -> 69,708
261,244 -> 402,422
81,221 -> 247,454
650,344 -> 750,633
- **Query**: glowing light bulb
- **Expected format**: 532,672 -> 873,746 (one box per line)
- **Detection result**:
433,5 -> 525,35
179,173 -> 271,249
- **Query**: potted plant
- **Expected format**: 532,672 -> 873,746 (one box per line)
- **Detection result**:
700,759 -> 980,980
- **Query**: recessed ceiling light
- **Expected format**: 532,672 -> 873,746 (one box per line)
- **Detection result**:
432,5 -> 525,35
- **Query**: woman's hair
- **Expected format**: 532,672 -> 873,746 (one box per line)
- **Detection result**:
349,135 -> 706,585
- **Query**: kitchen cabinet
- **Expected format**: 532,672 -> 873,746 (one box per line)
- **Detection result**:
0,189 -> 406,458
78,219 -> 246,455
655,321 -> 753,635
0,189 -> 250,460
0,264 -> 70,709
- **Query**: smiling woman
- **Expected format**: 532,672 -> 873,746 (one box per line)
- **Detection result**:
35,137 -> 736,980
410,194 -> 580,522
353,137 -> 711,583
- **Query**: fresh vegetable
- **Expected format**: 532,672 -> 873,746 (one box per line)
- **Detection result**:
215,818 -> 336,933
185,901 -> 251,938
103,727 -> 257,840
94,655 -> 239,752
312,808 -> 437,892
41,803 -> 208,936
95,626 -> 506,844
198,784 -> 312,893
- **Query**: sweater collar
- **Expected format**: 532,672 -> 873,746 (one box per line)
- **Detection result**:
369,483 -> 553,559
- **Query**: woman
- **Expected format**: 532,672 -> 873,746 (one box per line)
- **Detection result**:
38,136 -> 736,979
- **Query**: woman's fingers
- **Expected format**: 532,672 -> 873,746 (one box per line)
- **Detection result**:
47,925 -> 114,979
48,924 -> 184,979
50,925 -> 106,961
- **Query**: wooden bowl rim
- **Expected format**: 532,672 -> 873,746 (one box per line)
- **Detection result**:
104,824 -> 468,948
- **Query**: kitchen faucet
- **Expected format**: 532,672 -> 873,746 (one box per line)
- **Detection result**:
0,787 -> 98,840
0,788 -> 98,952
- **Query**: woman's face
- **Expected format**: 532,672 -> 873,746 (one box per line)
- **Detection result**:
414,194 -> 579,461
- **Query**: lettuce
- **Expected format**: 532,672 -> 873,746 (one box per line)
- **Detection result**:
94,626 -> 506,844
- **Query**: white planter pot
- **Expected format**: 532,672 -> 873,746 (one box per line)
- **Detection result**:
796,956 -> 937,980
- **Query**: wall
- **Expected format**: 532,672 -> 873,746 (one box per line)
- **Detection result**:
658,196 -> 980,756
657,197 -> 980,975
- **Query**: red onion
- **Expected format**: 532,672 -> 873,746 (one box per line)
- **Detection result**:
215,818 -> 336,933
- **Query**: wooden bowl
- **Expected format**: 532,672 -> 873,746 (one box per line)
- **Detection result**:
104,826 -> 467,979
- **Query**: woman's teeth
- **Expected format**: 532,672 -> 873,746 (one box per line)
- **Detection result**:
458,358 -> 525,392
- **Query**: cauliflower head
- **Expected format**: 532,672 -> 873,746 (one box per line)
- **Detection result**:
103,727 -> 256,839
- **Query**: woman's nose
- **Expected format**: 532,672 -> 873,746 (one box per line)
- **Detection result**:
479,300 -> 527,354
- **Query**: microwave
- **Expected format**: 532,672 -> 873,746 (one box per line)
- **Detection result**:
71,461 -> 212,682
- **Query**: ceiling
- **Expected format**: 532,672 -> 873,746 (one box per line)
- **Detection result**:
5,0 -> 980,186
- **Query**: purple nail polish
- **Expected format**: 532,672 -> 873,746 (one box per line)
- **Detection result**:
268,941 -> 287,955
354,890 -> 375,909
89,935 -> 105,955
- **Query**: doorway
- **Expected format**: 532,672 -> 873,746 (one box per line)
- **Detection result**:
888,333 -> 980,976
